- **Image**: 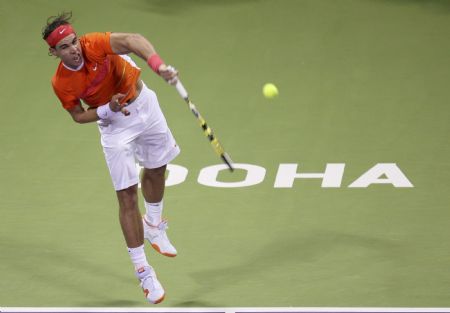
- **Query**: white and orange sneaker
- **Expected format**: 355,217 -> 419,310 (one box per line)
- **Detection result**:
135,266 -> 165,304
143,217 -> 177,257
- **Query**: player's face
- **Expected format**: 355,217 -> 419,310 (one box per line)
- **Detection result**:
50,34 -> 83,69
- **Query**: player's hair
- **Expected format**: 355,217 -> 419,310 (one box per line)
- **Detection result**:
42,11 -> 73,41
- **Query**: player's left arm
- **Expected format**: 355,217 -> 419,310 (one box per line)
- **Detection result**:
109,32 -> 177,83
67,93 -> 127,123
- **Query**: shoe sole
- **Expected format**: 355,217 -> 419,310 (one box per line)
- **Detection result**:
143,288 -> 165,304
151,243 -> 177,257
142,216 -> 177,257
152,294 -> 165,304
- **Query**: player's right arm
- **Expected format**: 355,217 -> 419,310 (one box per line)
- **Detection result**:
109,32 -> 178,84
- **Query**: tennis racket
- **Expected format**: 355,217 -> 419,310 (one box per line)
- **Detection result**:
174,79 -> 234,172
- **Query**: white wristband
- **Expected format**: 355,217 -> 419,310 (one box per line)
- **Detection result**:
97,104 -> 113,120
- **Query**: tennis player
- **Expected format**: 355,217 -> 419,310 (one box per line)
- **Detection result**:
42,12 -> 180,304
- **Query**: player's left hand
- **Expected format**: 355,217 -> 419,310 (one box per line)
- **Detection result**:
109,93 -> 130,116
159,64 -> 179,85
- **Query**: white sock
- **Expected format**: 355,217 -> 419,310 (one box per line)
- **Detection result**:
127,245 -> 149,270
145,200 -> 163,225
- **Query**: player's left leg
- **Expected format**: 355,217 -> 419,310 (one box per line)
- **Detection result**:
102,141 -> 166,304
141,166 -> 177,257
116,184 -> 143,248
116,184 -> 165,303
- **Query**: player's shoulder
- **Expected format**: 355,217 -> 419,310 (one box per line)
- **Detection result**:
51,63 -> 65,81
80,32 -> 113,56
51,63 -> 74,89
80,32 -> 111,46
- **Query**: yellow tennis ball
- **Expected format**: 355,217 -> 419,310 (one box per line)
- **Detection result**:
263,83 -> 279,99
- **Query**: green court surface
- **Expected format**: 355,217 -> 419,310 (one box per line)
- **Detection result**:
1,0 -> 450,308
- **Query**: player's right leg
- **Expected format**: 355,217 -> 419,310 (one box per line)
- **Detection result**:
133,86 -> 180,257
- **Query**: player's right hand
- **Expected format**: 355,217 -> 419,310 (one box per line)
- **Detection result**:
159,64 -> 179,85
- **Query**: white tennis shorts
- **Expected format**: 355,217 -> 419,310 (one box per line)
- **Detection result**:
97,84 -> 180,191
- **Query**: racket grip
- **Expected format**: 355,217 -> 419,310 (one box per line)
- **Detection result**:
175,80 -> 189,100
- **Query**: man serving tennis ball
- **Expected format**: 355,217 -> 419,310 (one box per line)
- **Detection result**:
42,12 -> 180,304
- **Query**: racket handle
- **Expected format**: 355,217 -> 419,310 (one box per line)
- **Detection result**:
175,80 -> 189,100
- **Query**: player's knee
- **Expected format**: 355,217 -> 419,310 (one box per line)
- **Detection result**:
142,165 -> 166,180
116,185 -> 138,210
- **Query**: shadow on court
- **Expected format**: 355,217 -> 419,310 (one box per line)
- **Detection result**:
1,234 -> 135,304
174,300 -> 225,307
179,231 -> 406,303
77,300 -> 142,306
